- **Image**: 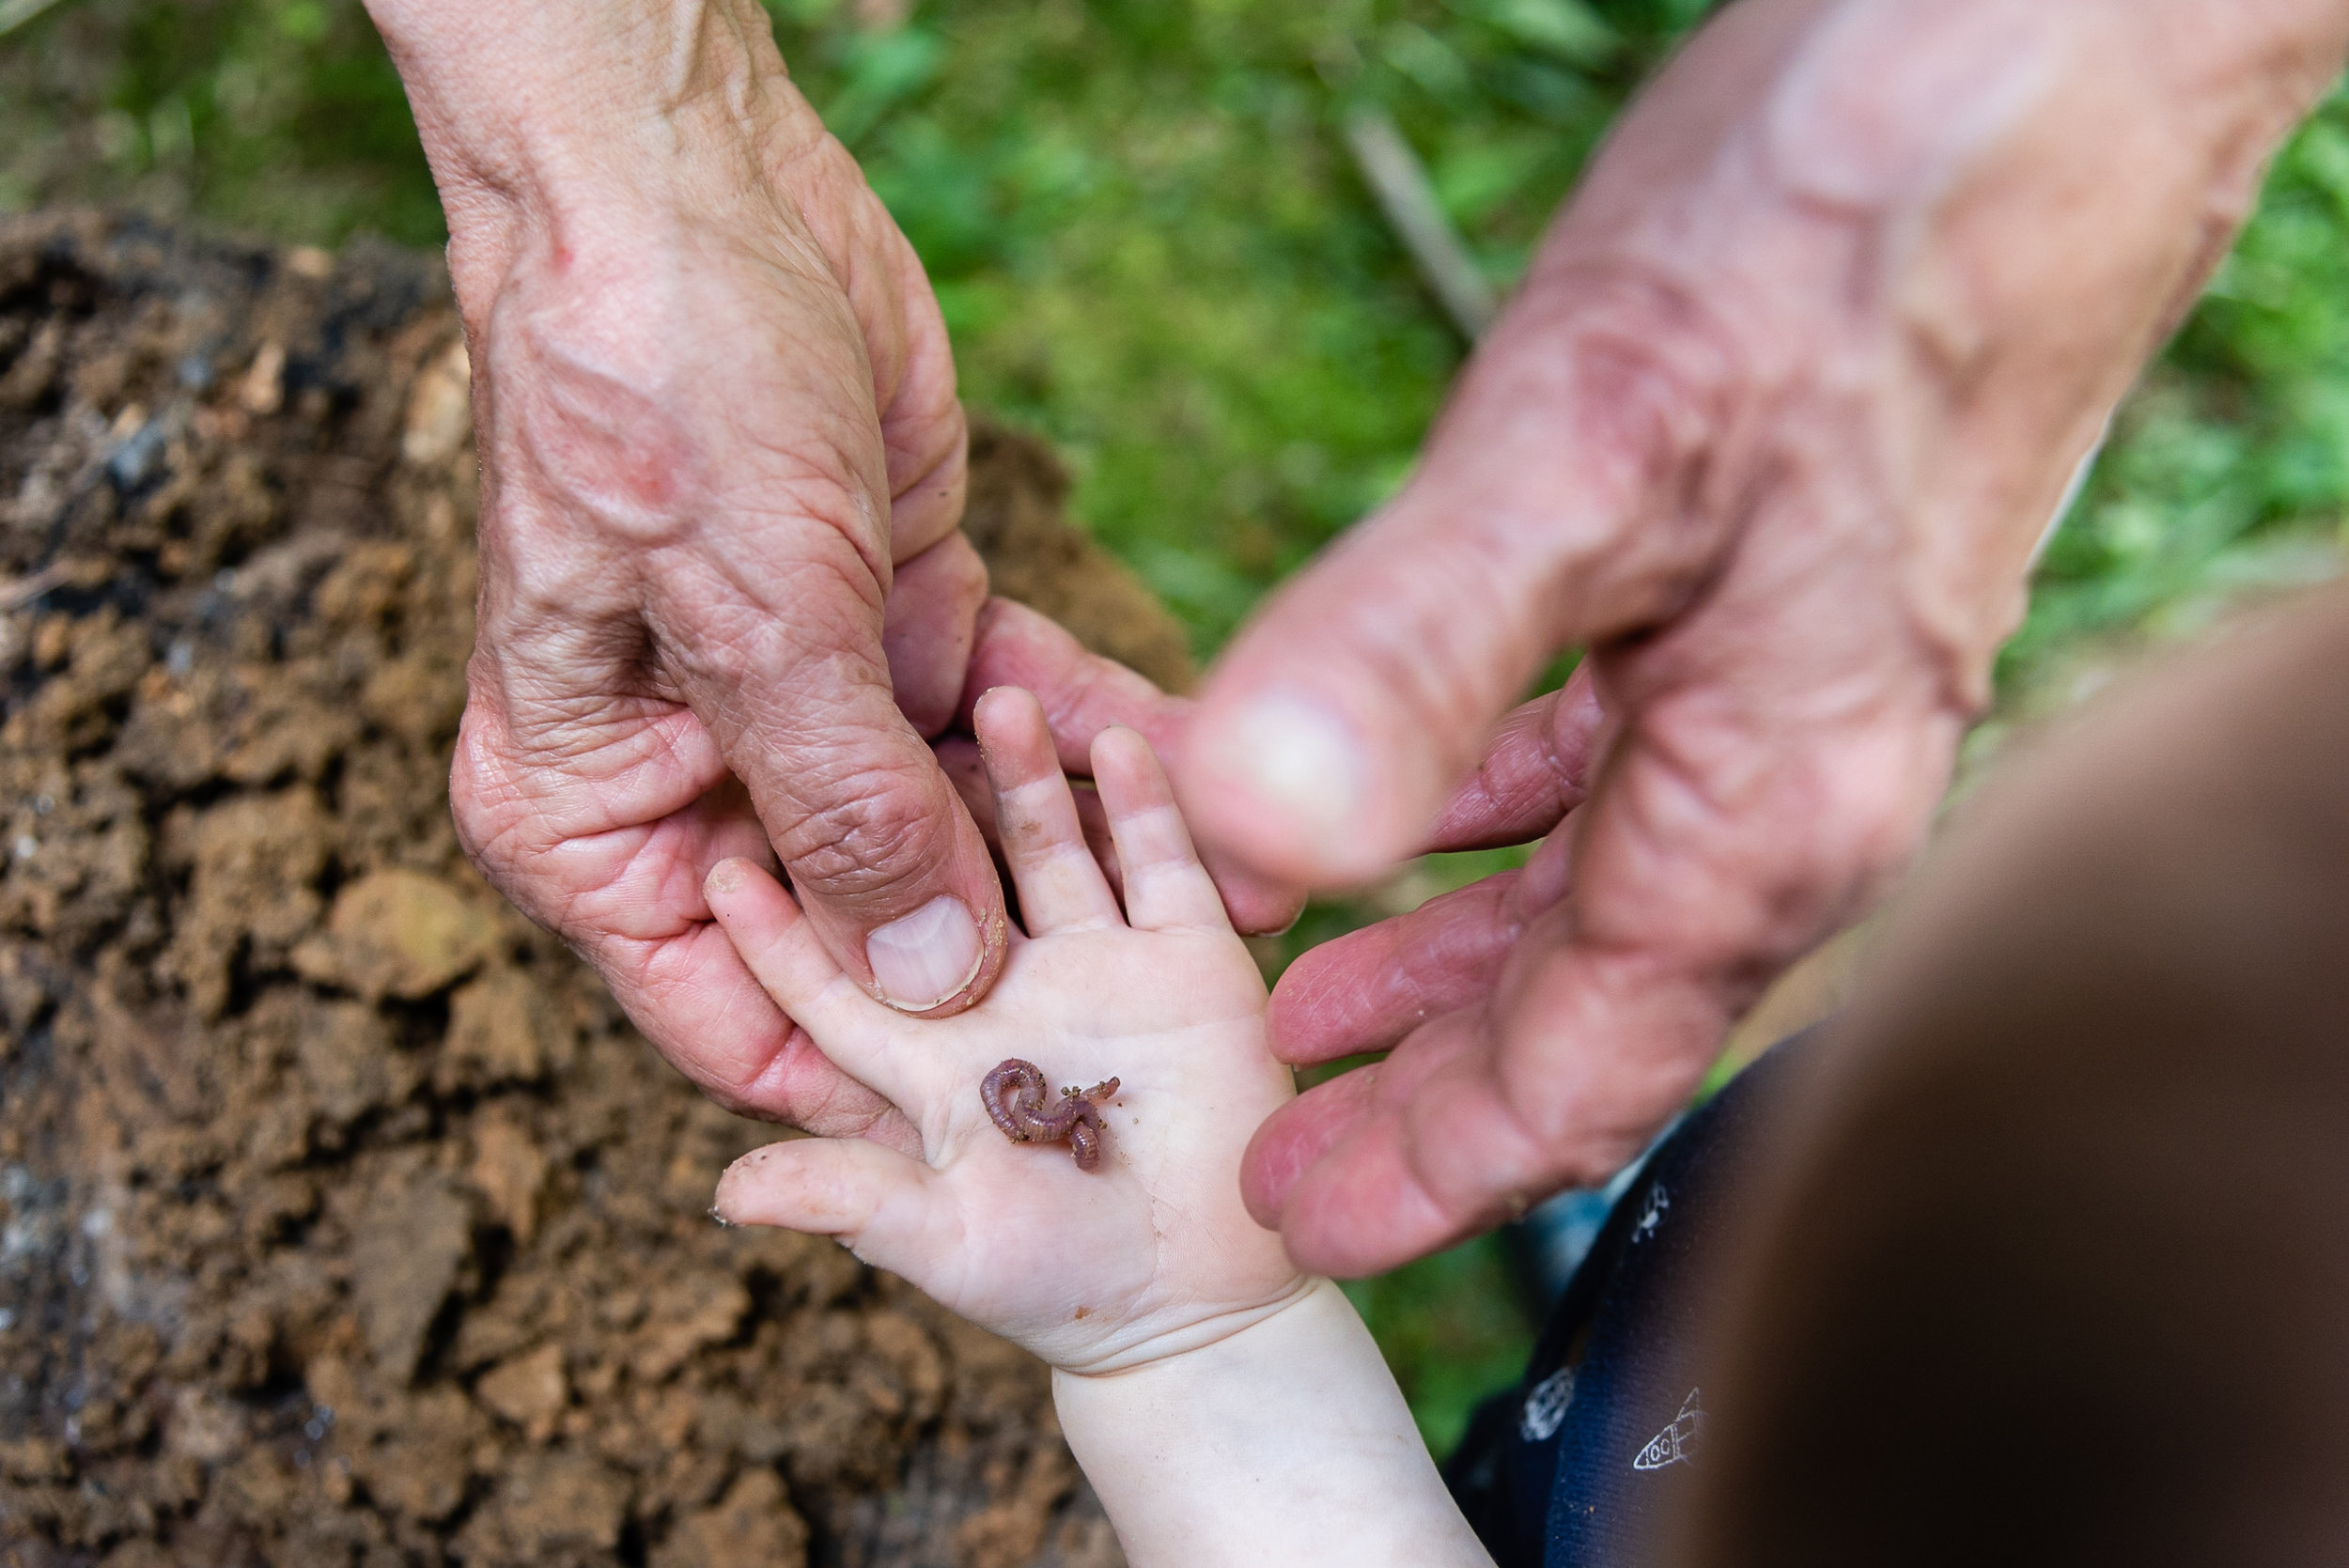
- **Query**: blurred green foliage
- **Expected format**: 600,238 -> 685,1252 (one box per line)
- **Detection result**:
6,0 -> 2346,1455
782,0 -> 1711,644
1344,1233 -> 1538,1453
0,0 -> 443,243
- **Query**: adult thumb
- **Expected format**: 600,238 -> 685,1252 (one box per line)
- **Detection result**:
1178,309 -> 1722,884
659,551 -> 1010,1017
760,690 -> 1009,1016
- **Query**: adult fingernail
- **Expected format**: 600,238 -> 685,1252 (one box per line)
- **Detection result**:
1203,691 -> 1367,866
866,895 -> 984,1012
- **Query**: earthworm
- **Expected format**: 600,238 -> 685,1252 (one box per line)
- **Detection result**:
981,1060 -> 1122,1171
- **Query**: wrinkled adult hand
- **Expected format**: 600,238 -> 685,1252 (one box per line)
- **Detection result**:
1182,0 -> 2349,1275
369,0 -> 1298,1142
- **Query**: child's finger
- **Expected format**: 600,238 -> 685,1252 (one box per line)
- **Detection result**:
973,687 -> 1125,933
703,858 -> 940,1107
715,1137 -> 937,1270
1067,780 -> 1128,905
1091,725 -> 1231,932
941,733 -> 1132,910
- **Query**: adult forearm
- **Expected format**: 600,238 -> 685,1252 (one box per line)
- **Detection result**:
1053,1281 -> 1492,1568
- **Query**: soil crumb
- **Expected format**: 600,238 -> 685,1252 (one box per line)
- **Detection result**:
0,211 -> 1157,1567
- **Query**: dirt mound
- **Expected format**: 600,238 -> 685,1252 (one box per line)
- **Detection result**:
0,212 -> 1178,1567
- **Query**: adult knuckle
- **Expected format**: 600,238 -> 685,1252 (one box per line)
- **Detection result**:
773,758 -> 948,900
661,560 -> 875,694
683,606 -> 798,692
1526,264 -> 1746,465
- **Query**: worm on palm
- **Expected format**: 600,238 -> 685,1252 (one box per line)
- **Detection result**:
981,1060 -> 1122,1171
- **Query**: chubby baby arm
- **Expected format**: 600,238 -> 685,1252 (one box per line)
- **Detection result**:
705,687 -> 1490,1568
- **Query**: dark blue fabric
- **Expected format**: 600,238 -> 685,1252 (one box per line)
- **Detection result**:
1445,1038 -> 1807,1568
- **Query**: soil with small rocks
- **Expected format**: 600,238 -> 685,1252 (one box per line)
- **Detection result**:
0,210 -> 1191,1568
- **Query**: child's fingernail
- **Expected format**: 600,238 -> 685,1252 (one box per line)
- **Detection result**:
1207,691 -> 1365,858
705,859 -> 745,897
867,895 -> 984,1012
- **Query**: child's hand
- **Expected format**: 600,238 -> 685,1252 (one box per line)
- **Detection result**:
709,687 -> 1491,1568
706,687 -> 1306,1374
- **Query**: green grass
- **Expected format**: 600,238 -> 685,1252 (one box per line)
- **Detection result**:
7,0 -> 2346,1447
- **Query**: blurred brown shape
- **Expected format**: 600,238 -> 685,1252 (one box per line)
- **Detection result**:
1678,585 -> 2349,1568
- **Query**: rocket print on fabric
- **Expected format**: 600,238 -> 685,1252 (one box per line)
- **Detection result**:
1633,1389 -> 1704,1471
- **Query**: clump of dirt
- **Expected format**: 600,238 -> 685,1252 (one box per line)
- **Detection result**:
0,212 -> 1174,1567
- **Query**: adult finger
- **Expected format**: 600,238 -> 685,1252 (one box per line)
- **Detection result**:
883,531 -> 989,738
1268,822 -> 1577,1064
651,536 -> 1011,1017
1260,675 -> 1599,1069
1424,663 -> 1608,853
1268,875 -> 1525,1066
972,687 -> 1123,934
760,82 -> 1003,1007
791,114 -> 968,567
964,598 -> 1304,935
1237,1056 -> 1384,1232
1241,1008 -> 1487,1237
1257,667 -> 1966,1277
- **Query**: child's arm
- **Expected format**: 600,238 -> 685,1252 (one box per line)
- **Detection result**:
1052,1279 -> 1485,1565
704,687 -> 1491,1568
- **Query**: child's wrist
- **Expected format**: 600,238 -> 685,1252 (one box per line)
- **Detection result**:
1052,1279 -> 1491,1568
1049,1274 -> 1322,1378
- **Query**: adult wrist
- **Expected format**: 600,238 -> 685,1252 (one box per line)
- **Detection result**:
365,0 -> 810,307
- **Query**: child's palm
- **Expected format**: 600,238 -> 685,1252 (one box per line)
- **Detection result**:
711,693 -> 1305,1373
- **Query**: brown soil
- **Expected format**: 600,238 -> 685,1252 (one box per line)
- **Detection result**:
0,211 -> 1188,1567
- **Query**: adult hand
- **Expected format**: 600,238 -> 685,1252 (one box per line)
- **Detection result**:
1181,0 -> 2349,1275
368,1 -> 1299,1142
